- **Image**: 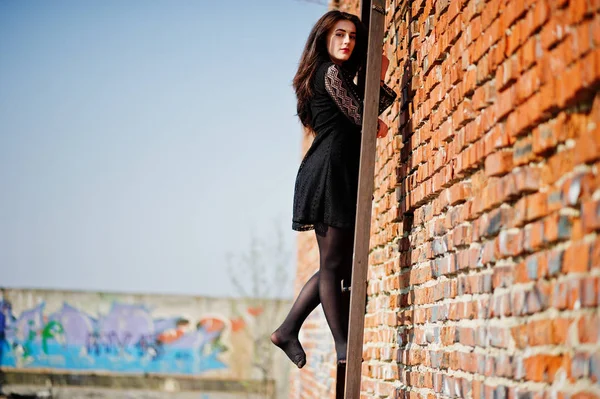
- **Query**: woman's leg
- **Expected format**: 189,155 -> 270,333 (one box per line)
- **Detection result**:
316,226 -> 354,363
271,271 -> 320,368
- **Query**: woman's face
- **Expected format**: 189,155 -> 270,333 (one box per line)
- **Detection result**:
326,20 -> 356,65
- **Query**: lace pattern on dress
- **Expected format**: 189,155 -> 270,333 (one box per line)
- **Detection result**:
379,83 -> 397,114
324,64 -> 363,126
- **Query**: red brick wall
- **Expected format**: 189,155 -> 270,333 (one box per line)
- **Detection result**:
295,0 -> 600,398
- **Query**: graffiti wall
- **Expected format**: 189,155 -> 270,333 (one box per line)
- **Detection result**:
0,288 -> 290,394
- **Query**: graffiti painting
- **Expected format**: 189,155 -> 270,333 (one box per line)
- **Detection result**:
0,300 -> 231,374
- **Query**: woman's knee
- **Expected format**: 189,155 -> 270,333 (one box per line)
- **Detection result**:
320,250 -> 351,273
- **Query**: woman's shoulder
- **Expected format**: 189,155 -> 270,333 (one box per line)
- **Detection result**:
315,61 -> 348,89
315,60 -> 336,77
317,61 -> 356,81
312,61 -> 333,92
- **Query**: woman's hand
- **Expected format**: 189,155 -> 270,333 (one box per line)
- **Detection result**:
377,119 -> 389,138
381,54 -> 390,82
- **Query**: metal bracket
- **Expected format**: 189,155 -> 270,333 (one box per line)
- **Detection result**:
341,279 -> 351,292
372,4 -> 385,14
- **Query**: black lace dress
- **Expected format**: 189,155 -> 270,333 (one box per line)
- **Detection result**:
292,60 -> 397,234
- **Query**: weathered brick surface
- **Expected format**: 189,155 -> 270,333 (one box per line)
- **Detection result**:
294,0 -> 600,398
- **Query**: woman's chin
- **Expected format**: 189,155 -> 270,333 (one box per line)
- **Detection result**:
332,54 -> 350,64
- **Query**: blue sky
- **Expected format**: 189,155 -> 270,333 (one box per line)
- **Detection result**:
0,0 -> 327,297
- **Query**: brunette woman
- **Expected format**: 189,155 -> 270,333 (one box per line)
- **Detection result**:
271,10 -> 396,368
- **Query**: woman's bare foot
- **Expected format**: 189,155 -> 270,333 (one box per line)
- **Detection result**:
270,330 -> 306,369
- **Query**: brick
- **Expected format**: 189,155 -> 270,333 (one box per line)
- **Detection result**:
552,279 -> 568,310
592,353 -> 600,383
514,92 -> 544,136
480,206 -> 514,237
542,149 -> 575,185
567,278 -> 583,310
571,352 -> 590,380
566,393 -> 600,399
524,354 -> 569,383
463,66 -> 478,96
520,251 -> 549,281
449,181 -> 472,206
565,59 -> 595,108
592,14 -> 600,48
568,0 -> 594,24
526,280 -> 552,314
517,65 -> 542,107
532,0 -> 551,31
591,237 -> 600,270
513,136 -> 535,165
540,11 -> 570,50
563,241 -> 591,273
497,86 -> 516,120
552,317 -> 572,345
506,19 -> 524,57
574,125 -> 600,165
561,172 -> 596,207
515,259 -> 529,283
513,166 -> 542,195
484,123 -> 511,155
487,325 -> 511,349
527,319 -> 553,346
540,39 -> 569,87
526,192 -> 549,221
581,276 -> 599,307
492,265 -> 514,289
492,292 -> 512,317
496,56 -> 519,91
473,82 -> 492,111
485,150 -> 514,176
495,230 -> 524,259
582,199 -> 600,233
518,36 -> 538,73
579,314 -> 599,344
523,220 -> 545,251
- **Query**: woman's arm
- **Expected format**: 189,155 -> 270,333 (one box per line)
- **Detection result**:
376,54 -> 394,138
377,119 -> 389,138
378,54 -> 397,114
324,59 -> 396,131
324,63 -> 364,126
381,54 -> 390,82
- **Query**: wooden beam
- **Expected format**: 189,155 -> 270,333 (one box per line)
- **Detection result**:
360,0 -> 370,30
344,1 -> 386,398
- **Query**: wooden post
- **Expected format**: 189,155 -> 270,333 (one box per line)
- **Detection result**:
343,1 -> 386,398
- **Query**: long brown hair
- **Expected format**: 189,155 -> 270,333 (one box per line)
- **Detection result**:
293,10 -> 367,129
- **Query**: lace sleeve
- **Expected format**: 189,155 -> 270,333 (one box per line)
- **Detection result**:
379,83 -> 397,114
324,63 -> 397,126
324,63 -> 364,126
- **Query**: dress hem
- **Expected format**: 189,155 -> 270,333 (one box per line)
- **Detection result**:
292,220 -> 355,235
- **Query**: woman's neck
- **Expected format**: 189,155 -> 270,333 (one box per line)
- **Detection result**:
329,56 -> 344,66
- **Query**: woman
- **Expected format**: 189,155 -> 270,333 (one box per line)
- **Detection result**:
271,10 -> 396,368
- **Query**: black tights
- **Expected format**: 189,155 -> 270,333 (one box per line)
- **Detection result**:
271,226 -> 353,367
